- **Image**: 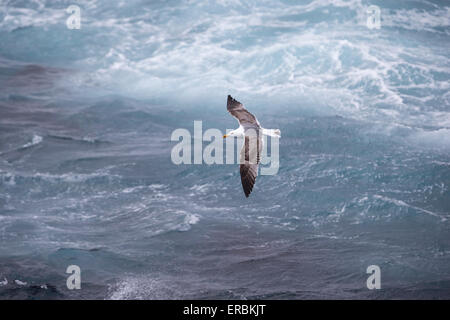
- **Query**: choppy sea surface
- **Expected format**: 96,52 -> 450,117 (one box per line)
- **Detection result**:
0,0 -> 449,299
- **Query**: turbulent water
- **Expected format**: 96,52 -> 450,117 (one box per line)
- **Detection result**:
0,0 -> 450,299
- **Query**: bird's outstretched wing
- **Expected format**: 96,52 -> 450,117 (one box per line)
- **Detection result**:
239,134 -> 262,198
227,95 -> 260,127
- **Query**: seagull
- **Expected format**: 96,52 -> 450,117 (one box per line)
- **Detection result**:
223,95 -> 281,198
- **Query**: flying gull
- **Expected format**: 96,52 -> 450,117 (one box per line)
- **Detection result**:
223,95 -> 281,198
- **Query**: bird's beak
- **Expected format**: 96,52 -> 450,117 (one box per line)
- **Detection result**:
223,134 -> 228,139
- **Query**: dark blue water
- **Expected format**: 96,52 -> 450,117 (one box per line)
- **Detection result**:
0,0 -> 450,299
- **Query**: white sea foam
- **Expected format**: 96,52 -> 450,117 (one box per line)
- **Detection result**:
21,134 -> 43,149
184,213 -> 200,226
108,275 -> 180,300
33,170 -> 120,183
373,194 -> 446,221
3,0 -> 446,138
14,279 -> 27,286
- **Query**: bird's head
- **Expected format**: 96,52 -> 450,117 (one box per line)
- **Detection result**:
223,129 -> 242,138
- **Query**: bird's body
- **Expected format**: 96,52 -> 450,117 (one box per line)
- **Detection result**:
224,95 -> 281,197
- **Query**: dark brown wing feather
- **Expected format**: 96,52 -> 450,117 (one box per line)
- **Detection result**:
240,163 -> 257,198
227,95 -> 259,127
239,135 -> 262,198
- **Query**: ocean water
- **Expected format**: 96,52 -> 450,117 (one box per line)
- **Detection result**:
0,0 -> 450,299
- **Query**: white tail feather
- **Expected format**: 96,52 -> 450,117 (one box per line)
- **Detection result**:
263,128 -> 281,137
